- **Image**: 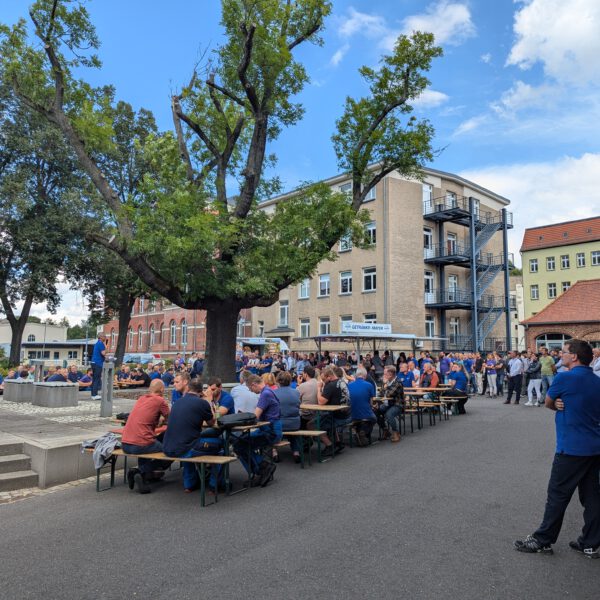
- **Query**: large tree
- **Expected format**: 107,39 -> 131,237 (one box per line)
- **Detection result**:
1,0 -> 441,379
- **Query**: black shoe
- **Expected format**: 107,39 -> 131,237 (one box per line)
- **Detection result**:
514,535 -> 553,554
134,472 -> 151,494
356,430 -> 369,447
293,454 -> 301,464
242,474 -> 261,488
127,468 -> 138,490
503,400 -> 511,404
259,463 -> 276,487
569,540 -> 599,559
321,445 -> 335,458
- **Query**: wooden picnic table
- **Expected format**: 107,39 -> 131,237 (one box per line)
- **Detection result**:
300,404 -> 349,462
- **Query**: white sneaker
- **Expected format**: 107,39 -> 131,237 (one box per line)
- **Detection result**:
524,402 -> 533,406
91,395 -> 101,400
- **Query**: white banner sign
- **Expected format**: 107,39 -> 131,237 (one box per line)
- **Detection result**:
341,321 -> 392,335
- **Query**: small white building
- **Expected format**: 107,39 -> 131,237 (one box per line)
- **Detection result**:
0,319 -> 67,346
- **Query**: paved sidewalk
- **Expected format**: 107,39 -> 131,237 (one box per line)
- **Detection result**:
1,396 -> 597,599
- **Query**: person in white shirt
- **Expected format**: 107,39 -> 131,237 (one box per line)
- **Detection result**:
506,351 -> 524,404
591,347 -> 600,378
230,370 -> 259,413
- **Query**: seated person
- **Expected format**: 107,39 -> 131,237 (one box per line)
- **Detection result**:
121,379 -> 170,494
445,362 -> 469,415
47,367 -> 69,383
418,362 -> 439,399
232,374 -> 282,487
316,367 -> 351,458
149,365 -> 162,381
161,367 -> 175,387
78,368 -> 93,389
348,368 -> 377,446
231,370 -> 259,413
379,365 -> 404,443
43,366 -> 57,381
130,368 -> 151,387
171,371 -> 190,406
162,378 -> 220,493
397,362 -> 415,389
206,377 -> 235,416
117,366 -> 132,381
67,365 -> 83,383
274,371 -> 301,463
15,369 -> 31,382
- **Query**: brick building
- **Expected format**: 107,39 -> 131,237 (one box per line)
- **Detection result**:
521,279 -> 600,349
100,298 -> 252,359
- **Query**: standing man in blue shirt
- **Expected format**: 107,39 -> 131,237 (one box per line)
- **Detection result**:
515,339 -> 600,558
90,334 -> 107,400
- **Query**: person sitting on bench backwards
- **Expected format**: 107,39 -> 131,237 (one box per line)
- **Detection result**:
348,367 -> 377,446
232,374 -> 282,487
162,378 -> 220,493
121,379 -> 171,494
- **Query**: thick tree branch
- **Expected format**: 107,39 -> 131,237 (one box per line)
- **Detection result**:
206,78 -> 246,109
170,94 -> 195,183
238,23 -> 259,112
288,11 -> 323,51
174,106 -> 221,160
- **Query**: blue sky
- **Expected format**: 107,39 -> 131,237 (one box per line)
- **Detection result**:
2,1 -> 600,321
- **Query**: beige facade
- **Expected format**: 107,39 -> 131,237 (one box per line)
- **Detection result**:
251,168 -> 511,353
0,320 -> 67,346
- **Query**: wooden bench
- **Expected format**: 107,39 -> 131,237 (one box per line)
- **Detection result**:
283,430 -> 326,467
85,448 -> 236,506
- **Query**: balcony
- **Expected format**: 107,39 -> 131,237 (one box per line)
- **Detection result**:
424,288 -> 473,309
424,242 -> 471,266
423,195 -> 513,229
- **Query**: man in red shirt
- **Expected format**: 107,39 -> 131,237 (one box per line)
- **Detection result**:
121,379 -> 170,494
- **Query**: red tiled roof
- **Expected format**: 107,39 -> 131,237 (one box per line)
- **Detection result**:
520,216 -> 600,252
522,279 -> 600,325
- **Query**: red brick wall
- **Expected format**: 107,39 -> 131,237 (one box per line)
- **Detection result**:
101,300 -> 252,357
525,322 -> 600,348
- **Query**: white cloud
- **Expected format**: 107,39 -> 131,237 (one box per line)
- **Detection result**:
412,89 -> 450,108
507,0 -> 600,85
401,1 -> 476,46
453,115 -> 487,136
330,43 -> 350,67
461,153 -> 600,261
19,283 -> 90,325
338,8 -> 388,39
480,53 -> 492,64
491,80 -> 559,116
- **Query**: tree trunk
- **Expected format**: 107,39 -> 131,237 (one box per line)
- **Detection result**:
9,318 -> 28,367
114,290 -> 135,367
204,304 -> 240,382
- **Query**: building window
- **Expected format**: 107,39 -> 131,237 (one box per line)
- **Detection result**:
424,227 -> 433,259
319,317 -> 330,335
258,320 -> 264,337
139,298 -> 145,313
339,182 -> 351,195
27,334 -> 36,342
363,313 -> 377,323
365,221 -> 376,245
422,183 -> 433,212
449,317 -> 460,340
299,318 -> 310,338
448,274 -> 458,301
181,319 -> 188,346
340,315 -> 352,330
560,254 -> 570,269
149,299 -> 156,312
340,271 -> 353,295
67,350 -> 78,360
592,250 -> 600,266
110,329 -> 116,349
149,324 -> 155,347
364,186 -> 376,201
318,274 -> 330,297
169,320 -> 177,346
363,267 -> 376,292
547,283 -> 557,299
447,232 -> 457,254
53,352 -> 60,360
529,258 -> 538,273
339,232 -> 352,252
298,278 -> 310,299
535,333 -> 571,350
530,285 -> 539,300
576,252 -> 586,267
138,325 -> 143,348
424,270 -> 435,303
546,256 -> 555,271
561,281 -> 571,293
157,323 -> 163,345
425,315 -> 435,337
128,327 -> 134,349
278,301 -> 289,326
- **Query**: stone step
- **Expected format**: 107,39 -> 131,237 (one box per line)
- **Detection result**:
0,442 -> 24,457
0,454 -> 32,474
0,470 -> 39,492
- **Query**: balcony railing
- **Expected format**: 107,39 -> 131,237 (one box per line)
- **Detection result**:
423,195 -> 513,227
424,289 -> 513,309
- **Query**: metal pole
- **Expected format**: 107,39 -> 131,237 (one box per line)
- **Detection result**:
502,208 -> 512,352
469,197 -> 479,352
100,359 -> 114,417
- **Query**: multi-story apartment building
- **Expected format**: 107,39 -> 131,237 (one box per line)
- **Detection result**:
521,217 -> 600,320
252,167 -> 513,353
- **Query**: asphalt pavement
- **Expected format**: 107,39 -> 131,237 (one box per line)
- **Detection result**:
0,395 -> 597,600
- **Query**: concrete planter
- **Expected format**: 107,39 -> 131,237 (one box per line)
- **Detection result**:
3,380 -> 34,403
32,382 -> 79,408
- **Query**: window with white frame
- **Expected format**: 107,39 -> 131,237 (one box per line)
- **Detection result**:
529,258 -> 538,273
67,350 -> 78,360
363,267 -> 376,292
561,281 -> 571,293
128,327 -> 134,349
318,274 -> 330,297
110,329 -> 116,348
423,227 -> 433,258
138,325 -> 143,348
169,320 -> 177,345
340,315 -> 352,330
592,250 -> 600,266
530,285 -> 539,300
449,317 -> 460,339
425,315 -> 435,337
278,300 -> 289,326
139,298 -> 145,313
365,221 -> 376,245
576,252 -> 586,267
560,254 -> 570,269
339,231 -> 352,252
422,183 -> 433,212
339,271 -> 353,295
447,232 -> 457,254
364,186 -> 376,201
339,182 -> 351,195
181,320 -> 188,345
27,334 -> 36,342
319,317 -> 330,335
547,283 -> 557,299
299,318 -> 310,338
424,270 -> 435,303
446,191 -> 457,207
363,313 -> 377,323
149,299 -> 156,312
258,320 -> 264,337
546,256 -> 555,271
298,278 -> 310,299
149,324 -> 155,347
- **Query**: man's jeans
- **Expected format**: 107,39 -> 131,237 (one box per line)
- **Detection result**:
91,363 -> 103,396
385,405 -> 402,433
122,440 -> 170,475
534,454 -> 600,549
506,375 -> 522,402
541,374 -> 554,399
